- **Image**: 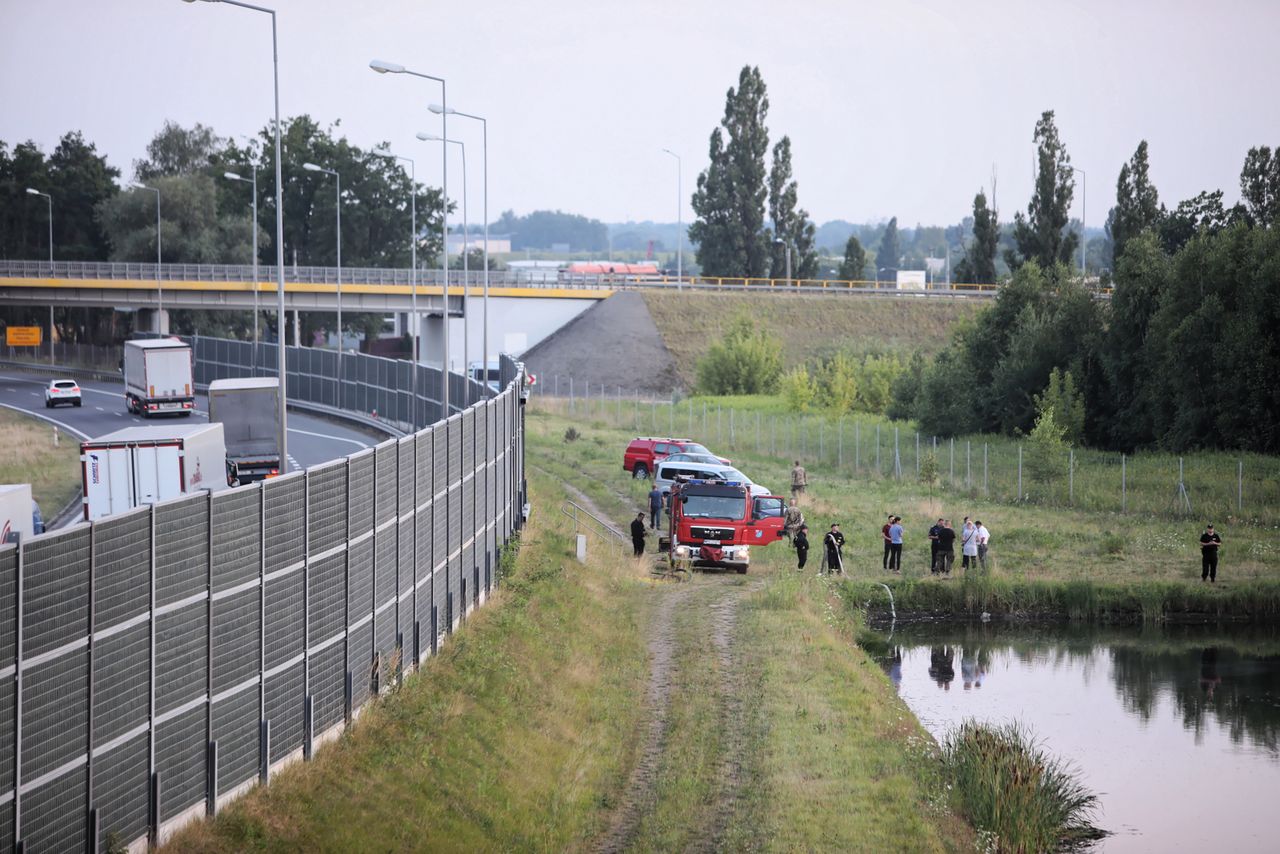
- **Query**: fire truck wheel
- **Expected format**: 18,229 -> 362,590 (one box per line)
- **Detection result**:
736,566 -> 748,575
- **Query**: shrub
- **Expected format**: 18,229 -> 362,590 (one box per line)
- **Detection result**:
780,366 -> 817,412
696,315 -> 783,394
563,427 -> 580,443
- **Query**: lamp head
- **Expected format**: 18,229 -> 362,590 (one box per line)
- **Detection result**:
302,163 -> 323,173
416,132 -> 443,142
427,104 -> 454,115
369,59 -> 404,75
25,188 -> 41,196
223,171 -> 244,181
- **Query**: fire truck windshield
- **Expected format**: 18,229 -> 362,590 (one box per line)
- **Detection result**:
681,494 -> 745,520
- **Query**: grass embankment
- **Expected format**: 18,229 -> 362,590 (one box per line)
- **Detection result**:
0,408 -> 81,520
529,403 -> 1280,619
642,290 -> 980,387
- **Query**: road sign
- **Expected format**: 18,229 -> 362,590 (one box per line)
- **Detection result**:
5,327 -> 42,347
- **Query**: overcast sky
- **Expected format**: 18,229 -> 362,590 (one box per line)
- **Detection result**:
3,0 -> 1277,227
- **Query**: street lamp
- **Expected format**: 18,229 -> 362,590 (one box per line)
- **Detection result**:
430,103 -> 493,398
370,58 -> 450,416
661,149 -> 683,291
127,182 -> 163,331
223,167 -> 260,370
773,237 -> 792,288
26,188 -> 54,364
373,150 -> 421,423
1072,166 -> 1087,278
182,0 -> 289,466
416,132 -> 471,404
302,162 -> 344,406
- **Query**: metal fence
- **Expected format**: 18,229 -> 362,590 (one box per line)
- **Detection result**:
0,351 -> 526,851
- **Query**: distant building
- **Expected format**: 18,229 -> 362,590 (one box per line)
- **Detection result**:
445,234 -> 512,254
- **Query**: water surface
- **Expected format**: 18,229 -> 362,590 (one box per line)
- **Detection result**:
864,622 -> 1280,853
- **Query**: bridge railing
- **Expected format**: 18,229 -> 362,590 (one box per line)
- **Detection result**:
0,339 -> 524,851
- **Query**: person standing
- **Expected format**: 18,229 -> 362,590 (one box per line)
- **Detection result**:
975,520 -> 991,569
790,460 -> 808,504
961,518 -> 978,571
881,514 -> 893,570
631,512 -> 647,557
888,516 -> 904,572
794,524 -> 810,571
935,519 -> 956,575
648,484 -> 665,530
1200,524 -> 1222,582
823,523 -> 845,574
783,499 -> 805,540
928,518 -> 943,573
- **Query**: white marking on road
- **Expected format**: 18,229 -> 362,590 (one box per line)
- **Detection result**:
287,427 -> 370,449
95,406 -> 104,411
0,403 -> 91,440
287,454 -> 302,472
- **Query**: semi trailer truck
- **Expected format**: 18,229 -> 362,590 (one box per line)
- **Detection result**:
123,338 -> 195,416
81,423 -> 228,521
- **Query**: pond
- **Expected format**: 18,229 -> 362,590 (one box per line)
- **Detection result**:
862,621 -> 1280,852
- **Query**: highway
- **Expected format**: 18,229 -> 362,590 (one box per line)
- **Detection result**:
0,368 -> 385,520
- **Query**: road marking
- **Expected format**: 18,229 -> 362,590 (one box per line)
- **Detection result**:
95,406 -> 104,411
0,403 -> 91,440
287,454 -> 302,471
287,427 -> 370,449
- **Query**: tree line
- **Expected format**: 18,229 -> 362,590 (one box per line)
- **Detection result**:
891,123 -> 1280,454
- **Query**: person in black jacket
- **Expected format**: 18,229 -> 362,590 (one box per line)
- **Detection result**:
823,524 -> 845,574
630,513 -> 647,557
934,519 -> 956,575
793,525 -> 810,571
1200,524 -> 1222,582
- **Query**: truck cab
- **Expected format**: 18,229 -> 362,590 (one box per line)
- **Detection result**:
661,477 -> 786,574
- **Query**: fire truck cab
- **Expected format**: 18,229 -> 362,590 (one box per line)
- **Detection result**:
661,477 -> 786,574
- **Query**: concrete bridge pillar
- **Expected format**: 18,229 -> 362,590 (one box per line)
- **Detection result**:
136,307 -> 170,335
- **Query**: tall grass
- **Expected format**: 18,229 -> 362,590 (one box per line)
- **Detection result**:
942,721 -> 1104,853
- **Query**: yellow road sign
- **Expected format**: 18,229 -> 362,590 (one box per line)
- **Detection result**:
5,326 -> 42,346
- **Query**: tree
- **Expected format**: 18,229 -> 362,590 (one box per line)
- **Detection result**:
954,190 -> 998,284
1239,145 -> 1280,227
1105,140 -> 1161,267
838,235 -> 867,280
818,353 -> 859,414
767,136 -> 819,280
1156,190 -> 1231,254
1032,368 -> 1085,445
689,66 -> 771,277
1007,111 -> 1078,270
696,314 -> 782,394
489,209 -> 607,251
919,450 -> 940,505
1024,408 -> 1068,493
877,216 -> 900,280
780,366 -> 817,412
134,121 -> 225,180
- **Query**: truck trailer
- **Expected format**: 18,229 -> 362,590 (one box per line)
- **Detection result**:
0,484 -> 36,543
208,377 -> 282,485
80,423 -> 228,521
123,338 -> 195,416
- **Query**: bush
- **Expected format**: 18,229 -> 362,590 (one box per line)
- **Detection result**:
563,427 -> 580,443
696,315 -> 783,394
780,366 -> 817,412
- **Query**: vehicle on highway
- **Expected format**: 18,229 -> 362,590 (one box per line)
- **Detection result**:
123,338 -> 195,417
654,459 -> 769,498
623,437 -> 729,479
43,379 -> 82,408
209,377 -> 282,485
468,360 -> 502,394
659,477 -> 786,574
81,423 -> 229,520
1,484 -> 38,542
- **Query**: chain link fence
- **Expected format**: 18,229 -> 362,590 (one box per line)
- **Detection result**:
533,384 -> 1280,525
0,347 -> 526,850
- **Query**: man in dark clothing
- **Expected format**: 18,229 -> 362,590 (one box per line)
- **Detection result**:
794,525 -> 810,571
928,518 -> 943,573
648,486 -> 665,530
1200,524 -> 1222,582
824,524 -> 846,574
881,515 -> 893,570
631,513 -> 647,557
935,519 -> 956,575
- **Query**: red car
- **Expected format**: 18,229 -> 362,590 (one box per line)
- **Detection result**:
623,437 -> 727,479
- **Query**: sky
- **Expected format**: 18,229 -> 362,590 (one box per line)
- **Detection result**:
3,0 -> 1278,228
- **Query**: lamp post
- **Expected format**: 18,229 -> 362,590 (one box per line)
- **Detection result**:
774,237 -> 791,288
430,103 -> 492,397
370,59 -> 450,417
223,167 -> 260,371
373,151 -> 420,421
416,133 -> 470,404
1072,166 -> 1087,278
127,182 -> 163,331
661,148 -> 682,290
302,162 -> 343,405
182,0 -> 289,465
26,188 -> 54,363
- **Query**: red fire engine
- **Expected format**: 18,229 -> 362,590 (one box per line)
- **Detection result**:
660,477 -> 786,573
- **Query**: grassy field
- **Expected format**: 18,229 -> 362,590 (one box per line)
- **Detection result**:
642,290 -> 981,387
0,408 -> 82,522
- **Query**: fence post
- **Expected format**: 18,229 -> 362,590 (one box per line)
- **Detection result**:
838,417 -> 844,468
915,432 -> 920,476
1017,444 -> 1023,500
893,426 -> 900,479
1122,453 -> 1127,513
717,402 -> 722,444
569,376 -> 574,414
689,398 -> 693,437
1069,449 -> 1074,504
1238,459 -> 1243,512
771,416 -> 776,456
966,441 -> 971,487
819,423 -> 824,463
12,531 -> 24,849
875,424 -> 880,475
855,422 -> 860,471
669,397 -> 674,436
984,443 -> 989,496
756,411 -> 761,453
730,408 -> 735,446
949,437 -> 955,485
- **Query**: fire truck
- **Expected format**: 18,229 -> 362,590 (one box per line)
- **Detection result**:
660,477 -> 786,574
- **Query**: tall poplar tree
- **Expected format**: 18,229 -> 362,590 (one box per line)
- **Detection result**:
954,190 -> 999,283
1105,140 -> 1161,267
1007,111 -> 1078,270
877,217 -> 901,280
767,135 -> 818,279
690,66 -> 771,277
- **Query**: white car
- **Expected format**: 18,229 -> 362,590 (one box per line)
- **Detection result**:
654,459 -> 770,498
44,379 -> 82,408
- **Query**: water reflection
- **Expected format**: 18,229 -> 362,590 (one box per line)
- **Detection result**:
863,621 -> 1280,852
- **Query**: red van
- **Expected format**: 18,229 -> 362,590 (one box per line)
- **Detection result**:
623,437 -> 727,479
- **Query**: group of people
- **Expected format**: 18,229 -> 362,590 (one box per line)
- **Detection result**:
924,517 -> 990,575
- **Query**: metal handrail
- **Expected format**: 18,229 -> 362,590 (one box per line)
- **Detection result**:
558,499 -> 629,554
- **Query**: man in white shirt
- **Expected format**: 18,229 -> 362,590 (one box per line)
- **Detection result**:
975,520 -> 991,570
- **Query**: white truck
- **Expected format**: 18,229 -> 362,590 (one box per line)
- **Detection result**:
80,423 -> 229,521
208,377 -> 282,485
0,484 -> 36,543
124,338 -> 195,416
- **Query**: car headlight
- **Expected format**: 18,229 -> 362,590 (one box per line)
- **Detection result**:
673,546 -> 691,558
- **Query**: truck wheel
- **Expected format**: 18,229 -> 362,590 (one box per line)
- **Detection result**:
736,566 -> 748,575
633,464 -> 649,480
74,400 -> 82,407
